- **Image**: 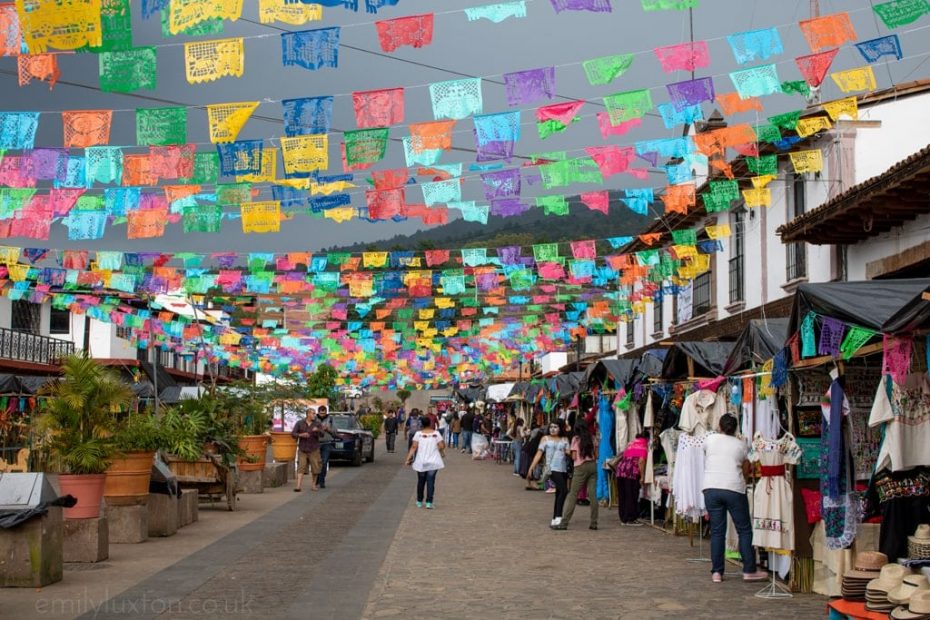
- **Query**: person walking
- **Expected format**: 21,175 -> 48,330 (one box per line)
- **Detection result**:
526,421 -> 571,527
438,410 -> 449,446
405,408 -> 422,450
291,408 -> 324,492
554,421 -> 599,530
315,405 -> 337,489
703,414 -> 768,583
460,406 -> 475,454
404,415 -> 445,509
509,418 -> 525,477
450,412 -> 461,449
383,409 -> 399,453
616,432 -> 648,526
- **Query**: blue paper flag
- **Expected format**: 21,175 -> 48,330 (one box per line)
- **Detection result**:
855,35 -> 903,63
0,112 -> 40,150
64,210 -> 107,240
281,27 -> 340,71
657,102 -> 703,129
727,27 -> 783,64
216,140 -> 264,177
473,111 -> 521,145
281,96 -> 333,136
365,0 -> 400,13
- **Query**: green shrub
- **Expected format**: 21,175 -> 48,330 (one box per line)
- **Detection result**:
358,414 -> 382,439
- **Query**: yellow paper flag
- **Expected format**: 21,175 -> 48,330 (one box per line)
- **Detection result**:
742,188 -> 771,208
206,101 -> 260,143
704,224 -> 731,240
15,0 -> 102,53
796,116 -> 832,138
184,38 -> 245,84
0,246 -> 22,265
259,0 -> 322,24
7,263 -> 29,282
274,177 -> 311,190
241,201 -> 281,233
751,175 -> 777,189
323,207 -> 354,223
419,309 -> 435,320
823,96 -> 858,121
434,297 -> 455,309
281,134 -> 328,175
310,181 -> 354,195
789,149 -> 823,174
239,148 -> 278,183
831,66 -> 876,93
347,274 -> 374,298
362,252 -> 388,268
170,0 -> 243,35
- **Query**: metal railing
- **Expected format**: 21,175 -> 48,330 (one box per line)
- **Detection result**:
0,327 -> 74,365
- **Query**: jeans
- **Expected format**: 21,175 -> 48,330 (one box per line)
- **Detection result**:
561,461 -> 599,527
462,430 -> 473,453
385,432 -> 396,452
450,432 -> 459,448
511,439 -> 523,474
703,488 -> 757,575
416,469 -> 438,503
316,443 -> 332,488
550,471 -> 569,520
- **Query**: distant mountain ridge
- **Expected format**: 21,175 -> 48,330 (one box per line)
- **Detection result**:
328,195 -> 654,253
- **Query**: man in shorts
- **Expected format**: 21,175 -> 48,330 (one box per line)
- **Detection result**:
291,408 -> 324,492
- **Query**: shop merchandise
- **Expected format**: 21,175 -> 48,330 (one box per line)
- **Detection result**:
820,380 -> 860,550
889,575 -> 930,606
869,373 -> 930,473
868,468 -> 930,561
672,431 -> 710,520
842,551 -> 887,602
867,564 -> 913,613
678,388 -> 728,435
910,525 -> 930,561
748,432 -> 802,550
891,590 -> 930,620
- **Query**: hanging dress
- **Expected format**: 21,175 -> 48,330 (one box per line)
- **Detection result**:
748,432 -> 802,550
672,431 -> 711,521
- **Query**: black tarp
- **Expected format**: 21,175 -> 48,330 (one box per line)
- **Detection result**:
722,318 -> 790,375
584,359 -> 638,390
637,348 -> 668,380
0,374 -> 21,393
17,376 -> 54,394
661,341 -> 736,380
158,386 -> 183,404
506,381 -> 530,400
131,381 -> 157,399
547,372 -> 584,400
788,278 -> 930,336
454,385 -> 486,403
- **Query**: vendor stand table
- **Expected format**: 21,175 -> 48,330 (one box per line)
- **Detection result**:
828,599 -> 890,620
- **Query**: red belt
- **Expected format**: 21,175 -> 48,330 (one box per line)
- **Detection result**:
760,465 -> 786,477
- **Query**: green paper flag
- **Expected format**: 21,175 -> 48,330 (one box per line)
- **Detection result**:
182,205 -> 223,233
136,107 -> 188,146
603,89 -> 653,125
84,0 -> 132,52
769,110 -> 802,132
533,243 -> 560,263
746,154 -> 778,176
217,183 -> 252,206
671,229 -> 697,245
781,80 -> 812,98
536,195 -> 569,216
180,152 -> 220,184
872,0 -> 930,29
583,53 -> 635,86
344,128 -> 389,166
99,47 -> 157,93
537,119 -> 568,139
753,123 -> 782,144
840,326 -> 877,360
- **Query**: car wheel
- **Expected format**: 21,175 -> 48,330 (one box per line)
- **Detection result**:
352,443 -> 363,467
366,442 -> 375,463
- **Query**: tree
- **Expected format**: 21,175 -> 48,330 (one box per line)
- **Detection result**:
396,389 -> 412,407
306,364 -> 338,403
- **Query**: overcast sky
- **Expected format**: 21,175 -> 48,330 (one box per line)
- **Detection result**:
3,0 -> 929,253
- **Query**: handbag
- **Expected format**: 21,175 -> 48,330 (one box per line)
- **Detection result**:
541,462 -> 552,483
603,454 -> 623,471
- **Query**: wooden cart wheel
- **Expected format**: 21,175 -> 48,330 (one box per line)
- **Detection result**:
226,468 -> 237,511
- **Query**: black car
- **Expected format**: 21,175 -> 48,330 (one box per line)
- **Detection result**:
328,414 -> 375,466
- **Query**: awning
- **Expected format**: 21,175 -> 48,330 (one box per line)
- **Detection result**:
722,318 -> 790,375
486,383 -> 515,403
788,278 -> 930,336
661,342 -> 736,380
583,359 -> 638,390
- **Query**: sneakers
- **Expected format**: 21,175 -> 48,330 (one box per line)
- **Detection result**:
545,487 -> 556,494
513,473 -> 521,476
416,501 -> 423,508
743,570 -> 769,582
589,524 -> 598,530
425,502 -> 433,509
550,517 -> 561,527
621,521 -> 643,527
551,523 -> 567,530
712,572 -> 723,583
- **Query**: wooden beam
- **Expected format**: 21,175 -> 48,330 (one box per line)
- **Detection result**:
791,342 -> 884,369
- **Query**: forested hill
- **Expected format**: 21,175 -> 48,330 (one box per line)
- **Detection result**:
329,195 -> 656,253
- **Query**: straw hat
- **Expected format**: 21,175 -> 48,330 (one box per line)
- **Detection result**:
890,576 -> 930,606
909,525 -> 930,560
845,551 -> 889,580
870,565 -> 914,593
891,590 -> 930,620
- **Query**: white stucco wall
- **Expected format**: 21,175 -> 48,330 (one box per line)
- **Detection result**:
0,297 -> 10,330
539,352 -> 568,375
846,211 -> 930,281
854,94 -> 930,182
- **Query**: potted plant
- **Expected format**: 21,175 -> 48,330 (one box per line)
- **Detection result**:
217,382 -> 270,472
104,414 -> 167,506
39,355 -> 133,519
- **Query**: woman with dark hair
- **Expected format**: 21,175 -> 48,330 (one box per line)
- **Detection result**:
553,421 -> 599,530
404,415 -> 445,509
526,421 -> 571,527
702,413 -> 767,583
616,432 -> 649,525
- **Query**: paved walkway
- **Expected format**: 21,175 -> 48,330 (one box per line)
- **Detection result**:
6,445 -> 829,619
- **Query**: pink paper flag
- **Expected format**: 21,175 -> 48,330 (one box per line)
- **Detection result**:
580,190 -> 609,214
597,113 -> 641,139
535,101 -> 584,126
653,41 -> 710,73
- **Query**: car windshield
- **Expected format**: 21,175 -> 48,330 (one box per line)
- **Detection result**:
332,416 -> 359,431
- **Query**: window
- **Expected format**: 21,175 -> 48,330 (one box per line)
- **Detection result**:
653,298 -> 663,334
692,271 -> 712,316
729,209 -> 745,304
11,300 -> 40,334
116,326 -> 132,340
49,308 -> 71,335
625,320 -> 634,346
786,173 -> 807,281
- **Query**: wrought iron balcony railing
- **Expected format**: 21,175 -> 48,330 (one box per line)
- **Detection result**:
0,326 -> 75,366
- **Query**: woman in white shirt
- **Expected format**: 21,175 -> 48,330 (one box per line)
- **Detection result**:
702,414 -> 768,584
405,415 -> 445,509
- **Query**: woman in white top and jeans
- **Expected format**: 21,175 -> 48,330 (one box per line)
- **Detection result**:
526,422 -> 571,527
405,416 -> 445,509
702,414 -> 768,583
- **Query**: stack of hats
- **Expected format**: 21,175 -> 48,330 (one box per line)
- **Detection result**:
869,565 -> 915,613
843,552 -> 888,602
909,525 -> 930,560
892,590 -> 930,619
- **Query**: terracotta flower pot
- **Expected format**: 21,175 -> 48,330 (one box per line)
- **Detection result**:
104,451 -> 155,506
238,435 -> 269,472
270,431 -> 298,463
59,473 -> 107,519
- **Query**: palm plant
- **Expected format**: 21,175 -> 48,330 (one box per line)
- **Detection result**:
39,355 -> 134,474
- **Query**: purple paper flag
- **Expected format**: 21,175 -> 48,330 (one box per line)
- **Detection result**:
490,197 -> 530,217
503,67 -> 556,106
497,245 -> 523,264
474,131 -> 515,162
666,77 -> 715,110
549,0 -> 612,12
481,168 -> 521,200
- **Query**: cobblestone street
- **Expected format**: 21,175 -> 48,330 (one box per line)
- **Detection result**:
5,445 -> 828,619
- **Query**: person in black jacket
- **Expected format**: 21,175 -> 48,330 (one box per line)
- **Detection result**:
459,407 -> 476,454
383,409 -> 399,453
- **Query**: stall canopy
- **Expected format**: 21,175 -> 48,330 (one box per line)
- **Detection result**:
584,359 -> 638,391
486,383 -> 515,403
661,342 -> 736,380
788,278 -> 930,335
547,372 -> 585,400
454,385 -> 487,403
637,348 -> 668,380
722,318 -> 790,375
0,374 -> 21,393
